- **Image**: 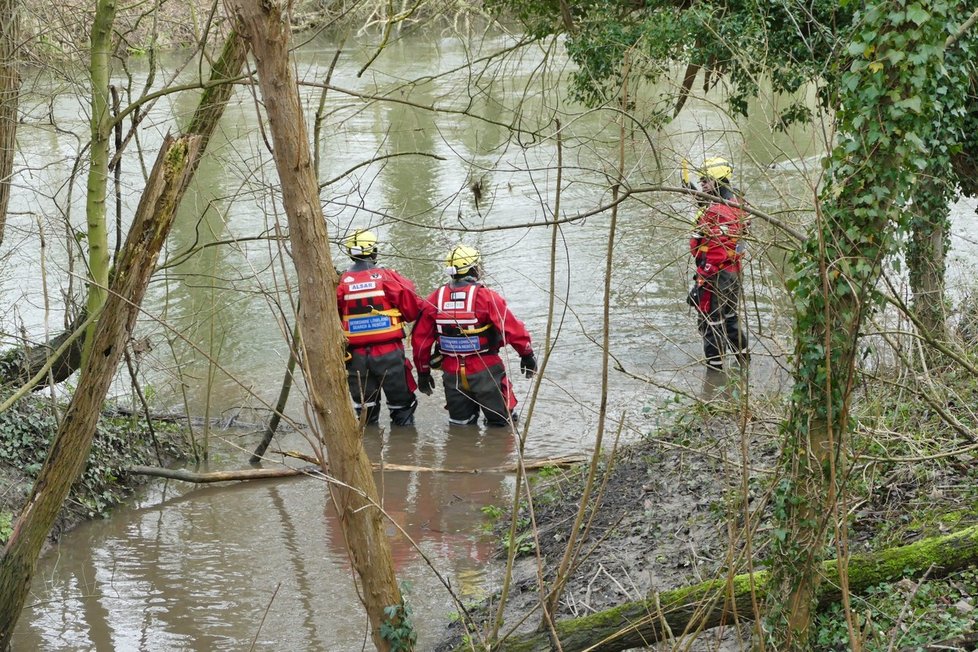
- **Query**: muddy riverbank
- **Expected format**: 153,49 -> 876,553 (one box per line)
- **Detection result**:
436,370 -> 978,651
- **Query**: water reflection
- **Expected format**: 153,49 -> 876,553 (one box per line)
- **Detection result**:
362,424 -> 513,581
15,423 -> 513,650
8,26 -> 818,651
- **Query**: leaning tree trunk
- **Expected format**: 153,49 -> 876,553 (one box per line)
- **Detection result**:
224,2 -> 405,650
473,523 -> 978,652
0,0 -> 18,245
766,4 -> 959,648
0,134 -> 202,647
0,31 -> 246,391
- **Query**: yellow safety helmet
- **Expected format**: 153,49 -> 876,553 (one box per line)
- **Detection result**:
344,229 -> 378,257
445,244 -> 481,276
700,157 -> 733,182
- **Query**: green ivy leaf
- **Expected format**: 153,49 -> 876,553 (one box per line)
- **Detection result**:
906,4 -> 930,25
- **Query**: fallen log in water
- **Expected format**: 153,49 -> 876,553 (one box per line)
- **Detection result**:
469,524 -> 978,652
128,454 -> 586,483
127,465 -> 322,482
274,449 -> 586,473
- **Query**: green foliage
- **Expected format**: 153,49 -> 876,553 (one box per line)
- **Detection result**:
814,571 -> 978,650
481,504 -> 504,521
480,503 -> 504,532
0,510 -> 12,544
380,597 -> 418,652
535,464 -> 560,480
487,0 -> 854,122
766,1 -> 978,645
503,529 -> 536,556
0,397 -> 182,520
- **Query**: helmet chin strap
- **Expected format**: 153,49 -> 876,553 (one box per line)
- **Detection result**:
449,268 -> 479,281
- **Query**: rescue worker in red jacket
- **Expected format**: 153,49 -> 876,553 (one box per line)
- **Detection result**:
411,245 -> 537,427
684,157 -> 750,371
337,229 -> 423,426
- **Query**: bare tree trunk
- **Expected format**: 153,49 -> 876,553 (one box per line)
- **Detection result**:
0,0 -> 18,245
0,133 -> 202,648
224,2 -> 405,650
0,31 -> 246,391
81,0 -> 117,365
181,30 -> 247,158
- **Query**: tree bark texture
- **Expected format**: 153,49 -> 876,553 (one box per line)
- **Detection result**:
0,31 -> 246,392
224,2 -> 404,650
180,30 -> 247,171
908,218 -> 947,345
907,177 -> 949,349
0,0 -> 19,246
473,523 -> 978,652
82,0 -> 117,365
0,134 -> 202,648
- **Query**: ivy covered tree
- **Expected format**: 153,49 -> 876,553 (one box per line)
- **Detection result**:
485,0 -> 978,647
768,2 -> 976,647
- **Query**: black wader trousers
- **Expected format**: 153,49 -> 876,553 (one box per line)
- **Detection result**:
697,269 -> 749,369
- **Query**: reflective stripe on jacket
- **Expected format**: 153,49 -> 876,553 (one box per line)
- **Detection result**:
339,268 -> 405,346
412,279 -> 533,376
434,284 -> 497,356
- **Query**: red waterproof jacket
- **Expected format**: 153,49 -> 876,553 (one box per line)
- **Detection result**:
337,262 -> 422,355
689,200 -> 748,277
412,279 -> 533,375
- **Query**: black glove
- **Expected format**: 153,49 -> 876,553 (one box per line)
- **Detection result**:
429,344 -> 443,370
417,371 -> 435,396
520,353 -> 538,379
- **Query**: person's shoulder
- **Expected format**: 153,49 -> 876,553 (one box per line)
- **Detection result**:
477,284 -> 507,304
378,266 -> 415,281
424,284 -> 447,301
710,200 -> 745,216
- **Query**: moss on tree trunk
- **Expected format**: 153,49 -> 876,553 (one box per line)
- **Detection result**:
469,524 -> 978,652
0,134 -> 202,647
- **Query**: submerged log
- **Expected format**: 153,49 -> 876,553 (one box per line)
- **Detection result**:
0,133 -> 203,646
472,524 -> 978,652
128,454 -> 587,483
0,312 -> 87,388
128,464 -> 321,483
274,449 -> 586,473
0,32 -> 247,394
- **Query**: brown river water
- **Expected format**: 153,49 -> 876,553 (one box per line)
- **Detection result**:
11,27 -> 976,652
